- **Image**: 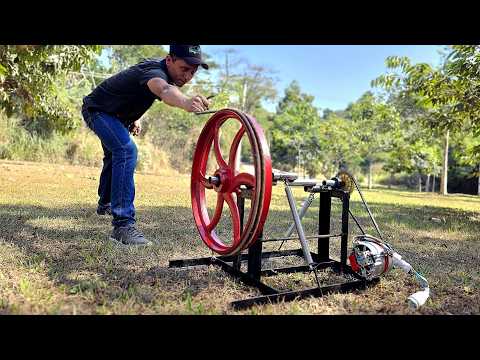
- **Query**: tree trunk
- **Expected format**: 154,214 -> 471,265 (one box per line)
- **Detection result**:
368,161 -> 373,190
297,147 -> 301,175
88,66 -> 97,88
440,130 -> 449,195
478,164 -> 480,196
220,52 -> 230,93
432,175 -> 436,193
418,174 -> 422,192
241,79 -> 248,112
388,172 -> 394,189
426,174 -> 431,193
234,81 -> 248,173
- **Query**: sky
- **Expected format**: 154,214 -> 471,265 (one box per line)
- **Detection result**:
201,45 -> 445,113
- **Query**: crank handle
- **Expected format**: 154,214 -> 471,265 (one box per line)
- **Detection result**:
194,110 -> 218,115
194,95 -> 216,115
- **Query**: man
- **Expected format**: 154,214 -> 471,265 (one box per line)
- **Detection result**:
81,45 -> 211,246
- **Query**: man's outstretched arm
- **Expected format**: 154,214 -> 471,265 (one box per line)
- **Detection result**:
147,77 -> 210,113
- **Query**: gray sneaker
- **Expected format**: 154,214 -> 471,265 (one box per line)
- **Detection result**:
110,225 -> 152,246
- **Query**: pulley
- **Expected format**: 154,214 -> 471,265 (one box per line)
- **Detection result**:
322,171 -> 355,194
191,108 -> 272,256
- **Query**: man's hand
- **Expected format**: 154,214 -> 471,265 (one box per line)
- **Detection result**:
184,95 -> 211,113
129,120 -> 142,136
146,78 -> 211,113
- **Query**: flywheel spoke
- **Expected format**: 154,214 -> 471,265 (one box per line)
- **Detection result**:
206,193 -> 224,232
213,123 -> 228,168
224,192 -> 241,243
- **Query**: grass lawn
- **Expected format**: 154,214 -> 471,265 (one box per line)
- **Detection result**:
0,159 -> 479,314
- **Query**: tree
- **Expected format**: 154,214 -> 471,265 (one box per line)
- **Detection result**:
445,46 -> 480,194
213,49 -> 277,114
271,81 -> 322,176
347,91 -> 401,189
212,49 -> 277,170
372,54 -> 463,194
322,108 -> 334,119
314,113 -> 360,177
383,92 -> 442,191
450,120 -> 480,195
0,45 -> 101,134
108,45 -> 168,71
445,46 -> 480,138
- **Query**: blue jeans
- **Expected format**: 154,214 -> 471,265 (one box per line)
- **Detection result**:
83,110 -> 137,227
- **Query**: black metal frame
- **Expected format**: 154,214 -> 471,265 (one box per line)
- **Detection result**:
169,187 -> 378,310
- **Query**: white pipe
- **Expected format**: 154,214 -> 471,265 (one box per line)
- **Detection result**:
408,288 -> 430,309
392,253 -> 430,309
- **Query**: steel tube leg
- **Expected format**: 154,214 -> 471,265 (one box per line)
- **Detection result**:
284,183 -> 315,266
247,232 -> 263,280
234,194 -> 245,271
318,191 -> 331,262
278,193 -> 315,250
341,192 -> 350,272
284,193 -> 315,237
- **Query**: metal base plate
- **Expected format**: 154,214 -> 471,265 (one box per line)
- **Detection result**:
169,250 -> 379,310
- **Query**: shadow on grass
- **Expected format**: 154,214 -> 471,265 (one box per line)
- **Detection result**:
0,199 -> 478,313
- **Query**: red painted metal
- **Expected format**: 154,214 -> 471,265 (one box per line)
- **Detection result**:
349,254 -> 360,273
191,108 -> 272,255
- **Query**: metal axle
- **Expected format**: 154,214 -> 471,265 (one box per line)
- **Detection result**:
208,175 -> 220,186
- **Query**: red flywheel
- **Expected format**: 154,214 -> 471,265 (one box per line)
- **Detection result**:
191,108 -> 272,256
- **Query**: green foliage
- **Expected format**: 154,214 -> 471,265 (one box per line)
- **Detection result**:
371,48 -> 480,192
139,102 -> 202,172
271,81 -> 322,175
215,49 -> 277,113
0,45 -> 101,134
107,45 -> 168,72
1,44 -> 476,196
314,114 -> 360,177
346,91 -> 402,184
382,92 -> 442,176
0,114 -> 68,162
450,120 -> 480,170
372,47 -> 480,136
446,45 -> 480,145
106,45 -> 219,74
348,92 -> 400,159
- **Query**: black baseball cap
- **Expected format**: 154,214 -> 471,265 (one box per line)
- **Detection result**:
169,45 -> 209,70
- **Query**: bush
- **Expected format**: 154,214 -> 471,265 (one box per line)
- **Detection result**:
0,113 -> 175,174
0,114 -> 67,163
64,129 -> 103,167
134,137 -> 173,174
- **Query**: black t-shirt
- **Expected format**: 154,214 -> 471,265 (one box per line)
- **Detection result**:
83,58 -> 173,126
